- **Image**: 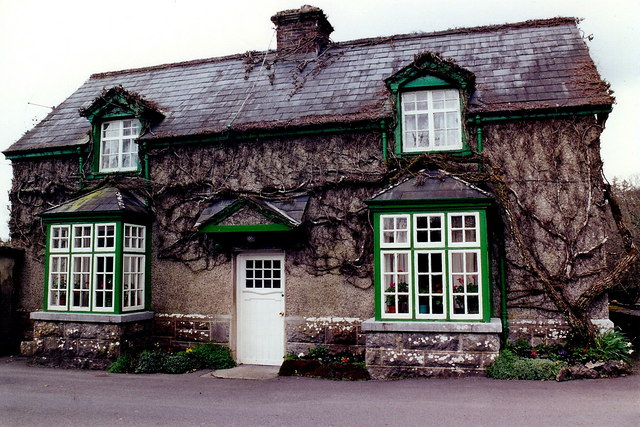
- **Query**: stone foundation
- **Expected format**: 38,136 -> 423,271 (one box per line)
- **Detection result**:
507,318 -> 614,346
362,318 -> 502,379
21,311 -> 154,369
286,316 -> 365,356
152,313 -> 231,349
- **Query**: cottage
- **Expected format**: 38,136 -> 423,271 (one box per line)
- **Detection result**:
5,6 -> 617,377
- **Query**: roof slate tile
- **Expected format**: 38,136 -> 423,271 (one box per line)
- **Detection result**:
6,17 -> 612,153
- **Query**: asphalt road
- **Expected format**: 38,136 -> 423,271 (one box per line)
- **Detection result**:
1,357 -> 638,426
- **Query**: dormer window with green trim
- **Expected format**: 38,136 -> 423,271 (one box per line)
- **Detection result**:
386,52 -> 475,156
79,86 -> 164,176
99,119 -> 141,172
401,89 -> 462,152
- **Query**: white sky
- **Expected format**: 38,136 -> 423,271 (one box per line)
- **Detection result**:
1,0 -> 638,240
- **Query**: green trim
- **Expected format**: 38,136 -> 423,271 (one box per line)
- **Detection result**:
4,148 -> 79,160
150,122 -> 383,148
499,253 -> 509,342
199,224 -> 292,233
372,205 -> 492,323
367,199 -> 491,210
469,108 -> 612,124
197,197 -> 300,232
381,120 -> 388,161
402,75 -> 450,89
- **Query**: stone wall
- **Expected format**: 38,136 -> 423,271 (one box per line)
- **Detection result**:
152,314 -> 230,349
21,316 -> 153,369
286,316 -> 365,356
362,319 -> 502,378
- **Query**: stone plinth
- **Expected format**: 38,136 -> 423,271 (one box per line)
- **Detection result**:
21,311 -> 154,369
362,318 -> 502,379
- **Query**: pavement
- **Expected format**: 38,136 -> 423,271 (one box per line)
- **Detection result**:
207,364 -> 280,380
1,356 -> 639,426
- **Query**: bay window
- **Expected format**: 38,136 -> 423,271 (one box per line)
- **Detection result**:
45,221 -> 148,313
376,210 -> 489,321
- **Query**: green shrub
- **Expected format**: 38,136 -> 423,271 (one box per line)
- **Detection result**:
488,350 -> 566,380
588,331 -> 633,363
189,343 -> 236,370
162,351 -> 194,374
107,352 -> 135,373
135,350 -> 165,374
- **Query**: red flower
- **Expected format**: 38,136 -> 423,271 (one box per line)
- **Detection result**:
530,350 -> 537,357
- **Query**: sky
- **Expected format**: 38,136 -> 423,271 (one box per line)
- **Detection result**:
0,0 -> 638,240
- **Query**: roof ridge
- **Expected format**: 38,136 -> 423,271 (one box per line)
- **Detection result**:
89,52 -> 250,79
335,17 -> 580,49
89,17 -> 579,80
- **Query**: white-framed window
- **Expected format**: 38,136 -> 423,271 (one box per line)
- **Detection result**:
401,89 -> 462,152
72,224 -> 93,252
377,210 -> 486,321
381,251 -> 412,318
448,212 -> 479,247
449,250 -> 482,319
48,255 -> 69,309
94,254 -> 115,311
95,223 -> 116,251
99,119 -> 140,172
415,250 -> 446,319
124,224 -> 146,252
413,213 -> 444,248
122,255 -> 145,310
380,214 -> 410,248
70,255 -> 91,310
50,225 -> 70,253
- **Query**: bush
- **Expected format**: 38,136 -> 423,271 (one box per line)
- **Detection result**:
588,331 -> 633,363
188,343 -> 236,370
135,350 -> 165,374
162,352 -> 193,374
488,350 -> 566,380
107,352 -> 136,373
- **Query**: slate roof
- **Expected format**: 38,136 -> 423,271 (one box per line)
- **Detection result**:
6,17 -> 613,154
368,171 -> 492,203
195,196 -> 309,228
41,187 -> 151,217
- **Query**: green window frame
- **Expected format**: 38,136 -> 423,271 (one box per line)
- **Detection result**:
44,221 -> 149,314
374,208 -> 490,321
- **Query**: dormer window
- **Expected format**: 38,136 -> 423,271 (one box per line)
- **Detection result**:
385,52 -> 475,157
401,89 -> 462,152
99,119 -> 140,172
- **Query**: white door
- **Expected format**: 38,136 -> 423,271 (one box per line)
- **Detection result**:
236,252 -> 285,365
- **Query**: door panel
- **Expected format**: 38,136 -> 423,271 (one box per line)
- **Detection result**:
236,253 -> 285,365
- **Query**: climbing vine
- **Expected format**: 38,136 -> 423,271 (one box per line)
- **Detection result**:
8,113 -> 637,344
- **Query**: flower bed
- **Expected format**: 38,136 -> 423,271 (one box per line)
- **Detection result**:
279,345 -> 370,381
488,331 -> 634,381
107,342 -> 236,374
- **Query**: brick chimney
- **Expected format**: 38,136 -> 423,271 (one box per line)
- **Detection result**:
270,5 -> 334,55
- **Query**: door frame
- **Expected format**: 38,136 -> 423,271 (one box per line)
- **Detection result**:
235,251 -> 285,365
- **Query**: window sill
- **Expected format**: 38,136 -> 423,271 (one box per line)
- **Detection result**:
361,317 -> 502,333
31,310 -> 154,323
